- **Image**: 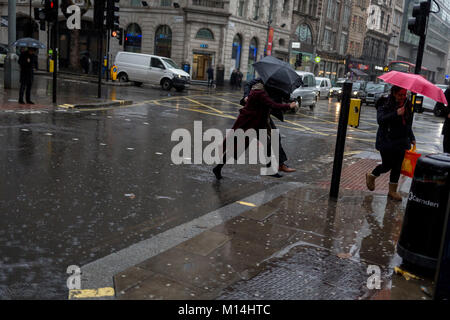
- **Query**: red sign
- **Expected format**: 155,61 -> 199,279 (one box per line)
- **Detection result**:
267,27 -> 274,56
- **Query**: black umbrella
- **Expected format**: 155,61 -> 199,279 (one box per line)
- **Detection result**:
252,55 -> 302,95
10,38 -> 46,49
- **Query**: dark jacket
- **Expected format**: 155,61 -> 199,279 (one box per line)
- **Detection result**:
231,87 -> 291,132
241,78 -> 289,122
375,95 -> 415,151
440,88 -> 450,135
207,67 -> 214,80
18,50 -> 36,83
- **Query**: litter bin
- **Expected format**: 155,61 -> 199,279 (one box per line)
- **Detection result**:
183,63 -> 190,74
216,65 -> 224,86
397,153 -> 450,269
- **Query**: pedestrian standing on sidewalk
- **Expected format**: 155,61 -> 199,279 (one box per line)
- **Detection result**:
18,47 -> 37,104
213,82 -> 297,180
207,65 -> 214,88
440,83 -> 450,153
230,69 -> 237,90
237,68 -> 243,89
366,85 -> 416,201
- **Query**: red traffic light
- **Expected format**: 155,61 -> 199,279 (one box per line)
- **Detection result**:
50,1 -> 54,8
112,31 -> 117,37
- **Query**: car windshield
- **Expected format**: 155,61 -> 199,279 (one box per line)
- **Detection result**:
316,80 -> 321,86
365,83 -> 384,92
352,82 -> 362,90
162,58 -> 180,69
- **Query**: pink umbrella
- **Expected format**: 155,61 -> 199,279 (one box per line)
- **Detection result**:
378,71 -> 448,105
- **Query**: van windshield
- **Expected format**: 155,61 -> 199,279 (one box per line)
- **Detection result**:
163,58 -> 180,70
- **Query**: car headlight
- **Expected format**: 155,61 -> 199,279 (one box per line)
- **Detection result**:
353,91 -> 358,95
338,90 -> 342,93
177,74 -> 182,78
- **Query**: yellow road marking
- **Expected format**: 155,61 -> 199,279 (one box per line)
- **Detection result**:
236,201 -> 257,207
284,119 -> 329,136
68,287 -> 115,299
183,97 -> 225,114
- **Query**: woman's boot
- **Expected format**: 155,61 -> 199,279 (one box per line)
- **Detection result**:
366,173 -> 377,191
388,183 -> 402,201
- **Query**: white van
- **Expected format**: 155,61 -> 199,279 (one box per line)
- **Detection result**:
114,51 -> 191,91
315,77 -> 332,99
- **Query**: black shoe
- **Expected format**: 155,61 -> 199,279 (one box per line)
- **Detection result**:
213,166 -> 223,180
26,101 -> 35,105
18,100 -> 25,104
269,173 -> 283,178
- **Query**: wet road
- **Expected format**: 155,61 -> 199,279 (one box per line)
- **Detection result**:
0,76 -> 445,299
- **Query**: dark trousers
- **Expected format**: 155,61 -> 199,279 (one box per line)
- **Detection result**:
372,149 -> 405,183
269,117 -> 287,165
444,132 -> 450,153
19,79 -> 32,102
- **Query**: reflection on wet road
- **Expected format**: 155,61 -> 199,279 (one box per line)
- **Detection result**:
0,80 -> 444,299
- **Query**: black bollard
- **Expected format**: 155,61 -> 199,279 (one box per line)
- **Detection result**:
329,81 -> 353,199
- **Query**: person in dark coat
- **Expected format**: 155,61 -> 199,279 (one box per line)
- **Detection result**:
241,77 -> 297,173
213,82 -> 297,179
207,65 -> 214,88
18,47 -> 37,104
366,85 -> 416,201
230,69 -> 237,90
440,84 -> 450,153
237,68 -> 243,88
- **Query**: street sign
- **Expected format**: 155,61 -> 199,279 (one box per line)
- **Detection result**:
446,75 -> 449,80
292,42 -> 300,49
315,56 -> 321,63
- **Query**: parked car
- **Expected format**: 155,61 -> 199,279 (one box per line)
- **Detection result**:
0,44 -> 8,66
364,82 -> 391,106
290,71 -> 318,110
315,77 -> 332,99
335,81 -> 366,102
114,51 -> 190,91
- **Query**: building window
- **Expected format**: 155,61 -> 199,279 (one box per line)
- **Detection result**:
195,28 -> 214,40
309,0 -> 317,16
327,0 -> 333,19
295,24 -> 313,44
254,0 -> 260,20
130,0 -> 141,6
238,1 -> 245,17
160,0 -> 172,6
231,34 -> 242,69
124,23 -> 142,53
282,0 -> 289,14
247,37 -> 258,80
339,33 -> 347,55
154,25 -> 172,58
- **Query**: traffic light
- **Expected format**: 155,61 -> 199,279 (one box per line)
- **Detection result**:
34,7 -> 46,30
94,0 -> 106,30
112,28 -> 123,45
408,0 -> 431,37
106,0 -> 120,31
44,0 -> 58,22
295,53 -> 303,67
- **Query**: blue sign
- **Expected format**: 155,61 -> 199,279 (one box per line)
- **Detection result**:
446,74 -> 449,80
200,44 -> 208,48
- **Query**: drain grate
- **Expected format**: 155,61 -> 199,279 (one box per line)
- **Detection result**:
217,245 -> 374,300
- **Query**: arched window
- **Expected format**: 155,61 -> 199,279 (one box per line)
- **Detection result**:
125,23 -> 142,53
231,34 -> 242,69
295,24 -> 313,45
247,37 -> 258,80
195,28 -> 214,40
154,25 -> 172,58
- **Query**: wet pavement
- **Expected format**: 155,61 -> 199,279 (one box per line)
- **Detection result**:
0,70 -> 445,299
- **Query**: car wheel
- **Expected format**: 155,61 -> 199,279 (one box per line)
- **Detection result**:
118,73 -> 128,83
161,79 -> 172,91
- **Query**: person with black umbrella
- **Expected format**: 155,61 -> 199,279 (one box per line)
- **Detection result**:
18,47 -> 37,104
241,77 -> 300,173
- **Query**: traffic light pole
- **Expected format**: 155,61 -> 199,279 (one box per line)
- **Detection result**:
98,29 -> 103,98
52,1 -> 58,104
413,0 -> 431,75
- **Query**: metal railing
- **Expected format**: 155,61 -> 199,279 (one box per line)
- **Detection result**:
192,0 -> 225,9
